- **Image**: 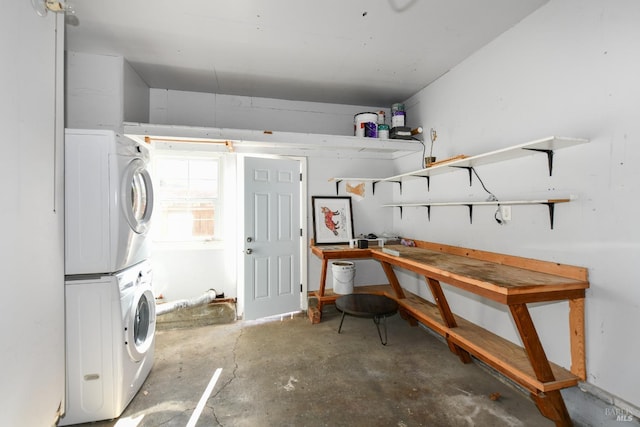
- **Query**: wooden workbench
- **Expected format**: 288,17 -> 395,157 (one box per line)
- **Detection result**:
310,239 -> 588,427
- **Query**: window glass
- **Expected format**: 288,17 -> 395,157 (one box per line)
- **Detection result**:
153,155 -> 220,242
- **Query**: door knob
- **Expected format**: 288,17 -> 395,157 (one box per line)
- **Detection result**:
246,248 -> 253,255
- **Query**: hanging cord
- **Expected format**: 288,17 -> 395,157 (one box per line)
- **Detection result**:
414,128 -> 437,169
470,167 -> 506,225
417,138 -> 426,168
471,167 -> 497,201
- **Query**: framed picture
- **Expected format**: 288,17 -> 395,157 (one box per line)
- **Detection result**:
311,196 -> 354,245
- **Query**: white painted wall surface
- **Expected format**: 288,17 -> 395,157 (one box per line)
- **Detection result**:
0,3 -> 65,425
66,52 -> 150,132
66,52 -> 124,132
149,88 -> 388,136
123,60 -> 150,123
395,0 -> 640,412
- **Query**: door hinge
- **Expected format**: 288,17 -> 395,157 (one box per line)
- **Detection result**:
299,172 -> 303,181
300,228 -> 303,237
300,284 -> 303,292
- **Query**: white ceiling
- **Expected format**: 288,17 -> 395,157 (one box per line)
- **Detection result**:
64,0 -> 548,107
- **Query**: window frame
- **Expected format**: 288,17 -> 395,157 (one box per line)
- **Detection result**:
151,150 -> 223,245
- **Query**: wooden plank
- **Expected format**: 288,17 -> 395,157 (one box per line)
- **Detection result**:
509,304 -> 556,382
319,284 -> 581,393
426,277 -> 473,363
379,261 -> 406,299
370,246 -> 588,304
532,391 -> 573,427
409,239 -> 588,281
396,291 -> 580,393
318,259 -> 328,299
426,278 -> 458,327
569,298 -> 586,380
424,154 -> 468,167
307,306 -> 321,324
311,245 -> 373,259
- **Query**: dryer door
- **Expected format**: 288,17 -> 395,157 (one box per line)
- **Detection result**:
122,158 -> 154,234
126,288 -> 156,362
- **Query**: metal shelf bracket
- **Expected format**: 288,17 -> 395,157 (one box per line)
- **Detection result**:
523,148 -> 555,176
421,176 -> 431,191
544,202 -> 556,229
334,179 -> 342,195
451,166 -> 474,186
465,204 -> 474,224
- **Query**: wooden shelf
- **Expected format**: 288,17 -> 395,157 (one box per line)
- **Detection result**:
312,283 -> 582,393
123,122 -> 422,159
382,198 -> 573,229
395,288 -> 581,393
329,136 -> 588,193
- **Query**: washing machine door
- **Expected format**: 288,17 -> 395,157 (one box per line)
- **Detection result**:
122,158 -> 154,234
126,287 -> 156,362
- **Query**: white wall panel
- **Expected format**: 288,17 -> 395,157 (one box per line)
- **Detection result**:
397,0 -> 640,411
0,3 -> 65,425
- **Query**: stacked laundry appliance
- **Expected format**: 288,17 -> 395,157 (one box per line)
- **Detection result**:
60,129 -> 156,425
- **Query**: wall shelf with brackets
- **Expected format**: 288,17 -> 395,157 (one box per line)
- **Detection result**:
329,136 -> 588,194
382,197 -> 574,229
124,122 -> 423,159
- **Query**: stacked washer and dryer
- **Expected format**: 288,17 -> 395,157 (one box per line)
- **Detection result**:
61,129 -> 156,425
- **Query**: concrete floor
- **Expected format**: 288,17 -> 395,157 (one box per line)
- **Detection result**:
75,306 -> 554,427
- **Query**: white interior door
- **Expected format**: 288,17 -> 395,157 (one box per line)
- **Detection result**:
243,156 -> 301,320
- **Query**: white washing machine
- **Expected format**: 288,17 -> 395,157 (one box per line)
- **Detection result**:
61,261 -> 156,426
65,128 -> 154,275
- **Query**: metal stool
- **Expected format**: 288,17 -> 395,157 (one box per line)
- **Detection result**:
335,294 -> 398,345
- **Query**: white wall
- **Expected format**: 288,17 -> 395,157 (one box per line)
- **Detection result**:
395,0 -> 640,414
66,52 -> 149,132
123,60 -> 150,123
0,3 -> 65,425
150,88 -> 385,136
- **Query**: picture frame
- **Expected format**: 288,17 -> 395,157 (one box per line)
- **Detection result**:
311,196 -> 354,245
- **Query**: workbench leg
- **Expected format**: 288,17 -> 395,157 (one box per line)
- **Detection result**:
317,259 -> 329,314
509,304 -> 573,426
380,261 -> 406,299
532,391 -> 573,427
398,308 -> 418,326
426,277 -> 472,364
569,298 -> 586,380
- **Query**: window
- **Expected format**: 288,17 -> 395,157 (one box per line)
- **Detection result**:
152,154 -> 220,242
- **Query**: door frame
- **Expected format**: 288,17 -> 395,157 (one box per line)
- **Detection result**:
236,153 -> 308,319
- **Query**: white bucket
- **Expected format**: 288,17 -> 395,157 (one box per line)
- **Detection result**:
332,261 -> 355,294
354,112 -> 378,138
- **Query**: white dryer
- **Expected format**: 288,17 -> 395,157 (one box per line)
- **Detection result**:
65,128 -> 154,275
61,261 -> 156,425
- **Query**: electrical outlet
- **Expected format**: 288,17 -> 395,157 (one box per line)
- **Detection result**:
500,205 -> 512,221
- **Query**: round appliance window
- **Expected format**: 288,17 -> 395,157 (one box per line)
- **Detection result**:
134,293 -> 151,346
127,288 -> 156,361
122,159 -> 154,234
